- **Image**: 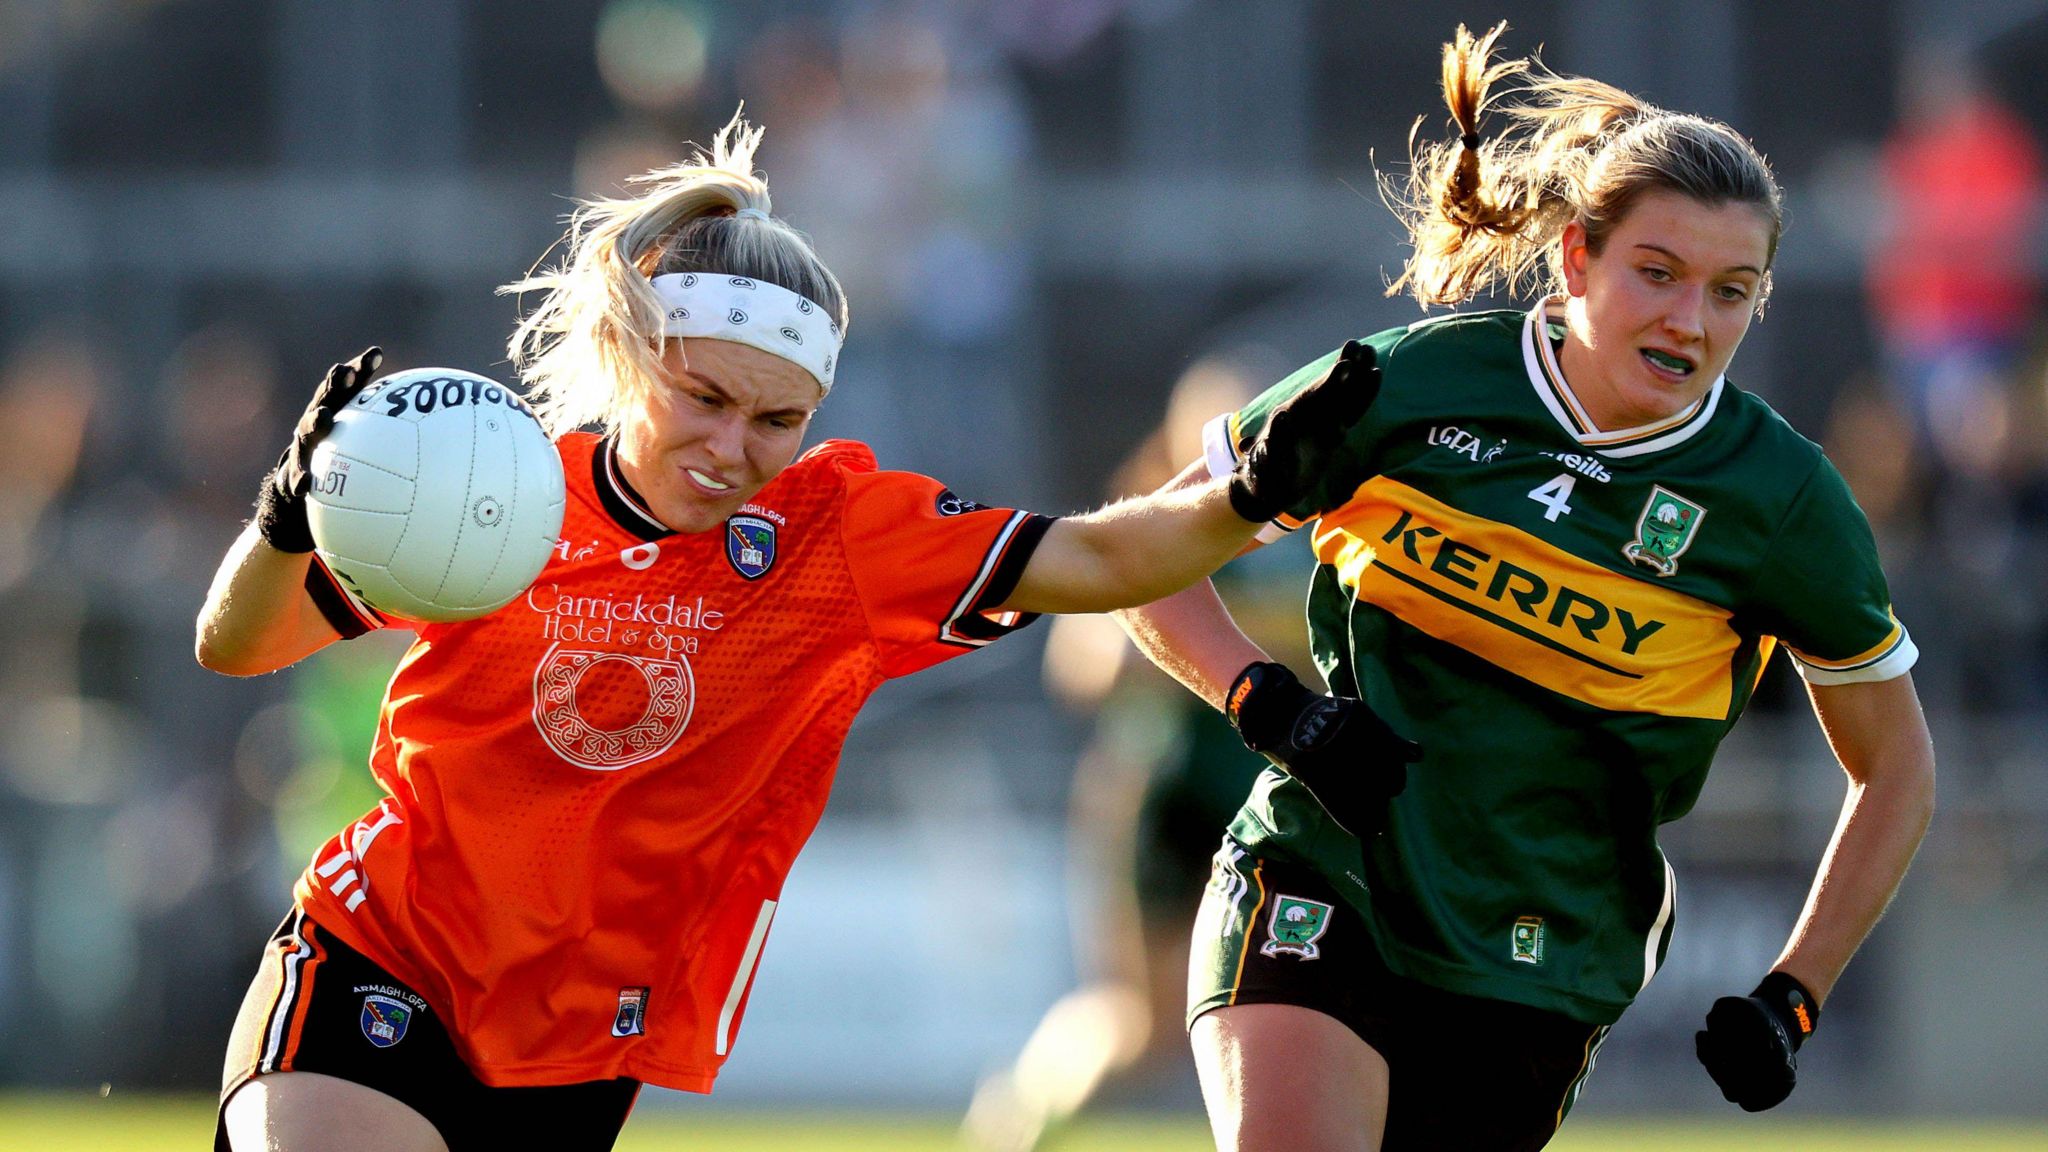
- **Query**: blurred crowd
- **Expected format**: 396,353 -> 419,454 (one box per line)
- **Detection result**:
0,0 -> 2044,1102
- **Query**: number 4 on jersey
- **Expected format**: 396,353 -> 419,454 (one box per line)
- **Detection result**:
1527,474 -> 1576,521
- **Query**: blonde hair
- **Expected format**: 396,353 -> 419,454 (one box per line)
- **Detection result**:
501,112 -> 849,436
1385,22 -> 1783,311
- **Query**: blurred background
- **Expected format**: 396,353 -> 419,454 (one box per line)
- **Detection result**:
2,0 -> 2047,1144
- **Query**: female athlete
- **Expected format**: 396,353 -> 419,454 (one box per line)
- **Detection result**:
195,116 -> 1371,1152
1118,25 -> 1937,1152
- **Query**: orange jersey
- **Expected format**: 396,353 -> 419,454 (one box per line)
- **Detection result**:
293,432 -> 1049,1091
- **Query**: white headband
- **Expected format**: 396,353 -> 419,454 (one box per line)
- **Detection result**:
652,272 -> 842,394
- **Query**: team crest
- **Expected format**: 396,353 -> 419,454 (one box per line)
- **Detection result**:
1260,895 -> 1335,960
1622,485 -> 1706,576
612,986 -> 650,1037
1512,916 -> 1545,965
360,995 -> 412,1048
726,515 -> 777,579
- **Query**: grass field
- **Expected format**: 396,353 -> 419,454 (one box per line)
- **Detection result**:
4,1092 -> 2044,1151
4,1090 -> 2048,1147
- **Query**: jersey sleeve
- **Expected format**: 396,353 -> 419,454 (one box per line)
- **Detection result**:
841,470 -> 1055,679
305,553 -> 397,639
1201,331 -> 1402,543
1749,457 -> 1917,684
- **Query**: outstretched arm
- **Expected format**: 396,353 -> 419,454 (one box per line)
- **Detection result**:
997,340 -> 1381,617
997,469 -> 1256,616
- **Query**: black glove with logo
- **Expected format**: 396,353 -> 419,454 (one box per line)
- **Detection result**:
254,347 -> 383,553
1224,661 -> 1422,837
1695,970 -> 1821,1112
1228,340 -> 1382,524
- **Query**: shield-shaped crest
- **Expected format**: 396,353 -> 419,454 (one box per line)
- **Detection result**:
360,994 -> 412,1048
1260,895 -> 1336,960
726,515 -> 777,580
1622,485 -> 1706,576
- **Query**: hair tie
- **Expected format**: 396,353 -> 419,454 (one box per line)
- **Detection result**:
1460,131 -> 1482,150
733,207 -> 770,221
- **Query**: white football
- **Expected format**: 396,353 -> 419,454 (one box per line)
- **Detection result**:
307,368 -> 565,623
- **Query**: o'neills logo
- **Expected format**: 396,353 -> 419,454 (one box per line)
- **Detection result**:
526,585 -> 724,653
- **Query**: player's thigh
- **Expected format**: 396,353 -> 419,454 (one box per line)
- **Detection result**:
1192,1003 -> 1388,1152
1184,839 -> 1392,1151
223,1071 -> 446,1152
215,909 -> 642,1152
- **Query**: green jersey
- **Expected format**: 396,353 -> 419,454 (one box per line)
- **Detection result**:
1205,302 -> 1915,1024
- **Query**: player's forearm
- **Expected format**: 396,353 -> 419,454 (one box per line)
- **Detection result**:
1772,745 -> 1935,1003
1113,582 -> 1269,711
195,522 -> 340,676
1003,478 -> 1256,615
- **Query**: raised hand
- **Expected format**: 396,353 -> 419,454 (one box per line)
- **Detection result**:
254,347 -> 383,553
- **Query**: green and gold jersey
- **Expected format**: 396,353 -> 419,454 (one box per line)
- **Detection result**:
1203,301 -> 1915,1025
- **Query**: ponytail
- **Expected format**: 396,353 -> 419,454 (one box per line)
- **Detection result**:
1385,22 -> 1781,310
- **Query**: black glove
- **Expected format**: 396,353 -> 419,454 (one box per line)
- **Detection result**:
254,347 -> 383,553
1695,970 -> 1821,1112
1229,340 -> 1382,524
1224,661 -> 1421,837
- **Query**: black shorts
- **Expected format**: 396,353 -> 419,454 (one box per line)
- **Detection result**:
217,910 -> 641,1152
1188,838 -> 1610,1152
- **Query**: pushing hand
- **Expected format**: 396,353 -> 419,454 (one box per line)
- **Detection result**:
1228,340 -> 1382,524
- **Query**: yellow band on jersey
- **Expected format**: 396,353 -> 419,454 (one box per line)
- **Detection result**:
1312,477 -> 1741,720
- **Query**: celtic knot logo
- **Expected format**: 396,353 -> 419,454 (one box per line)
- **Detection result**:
531,645 -> 693,771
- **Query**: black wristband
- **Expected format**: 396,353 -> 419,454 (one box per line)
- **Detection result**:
1752,971 -> 1820,1051
254,475 -> 315,554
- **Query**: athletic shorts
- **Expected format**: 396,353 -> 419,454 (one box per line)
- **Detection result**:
1188,837 -> 1609,1152
217,909 -> 641,1152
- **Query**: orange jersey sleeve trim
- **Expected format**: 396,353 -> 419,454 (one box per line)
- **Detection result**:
937,511 -> 1054,648
306,552 -> 390,638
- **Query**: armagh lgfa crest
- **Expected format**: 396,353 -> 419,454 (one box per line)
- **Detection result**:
1622,486 -> 1706,577
725,514 -> 777,580
360,994 -> 413,1048
1260,894 -> 1335,960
